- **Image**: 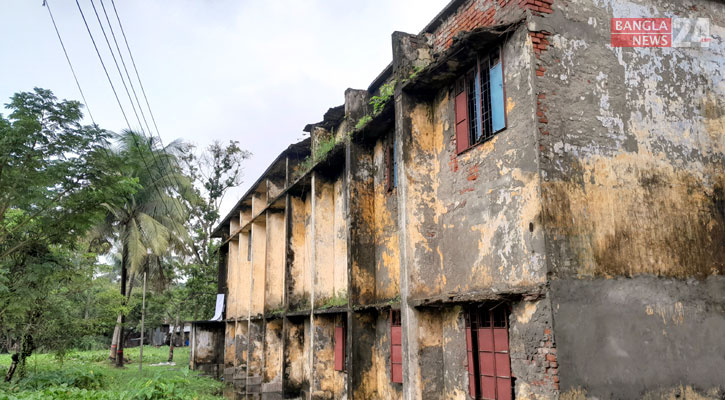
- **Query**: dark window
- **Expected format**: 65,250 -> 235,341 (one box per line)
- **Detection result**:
455,47 -> 506,154
247,231 -> 252,261
465,305 -> 512,400
334,317 -> 346,371
390,309 -> 403,383
385,134 -> 398,191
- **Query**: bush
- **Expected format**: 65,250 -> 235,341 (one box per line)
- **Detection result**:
14,368 -> 105,391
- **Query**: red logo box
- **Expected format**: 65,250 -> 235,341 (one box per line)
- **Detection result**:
611,18 -> 672,47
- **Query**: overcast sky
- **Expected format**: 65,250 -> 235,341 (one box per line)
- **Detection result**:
1,0 -> 448,218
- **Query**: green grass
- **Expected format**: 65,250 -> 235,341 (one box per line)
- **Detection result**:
0,346 -> 223,399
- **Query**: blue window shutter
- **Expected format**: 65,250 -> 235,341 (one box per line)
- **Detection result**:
489,61 -> 506,133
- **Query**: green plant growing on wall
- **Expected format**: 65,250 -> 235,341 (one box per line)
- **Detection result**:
409,65 -> 423,80
370,80 -> 396,115
354,115 -> 373,130
319,290 -> 348,310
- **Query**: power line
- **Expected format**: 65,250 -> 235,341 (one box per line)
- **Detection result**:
108,0 -> 163,146
74,0 -> 131,128
104,0 -> 190,201
87,0 -> 187,224
74,0 -> 176,224
97,0 -> 153,138
44,0 -> 96,126
87,0 -> 146,135
104,0 -> 205,264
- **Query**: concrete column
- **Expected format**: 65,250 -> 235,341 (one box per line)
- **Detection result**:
391,31 -> 432,400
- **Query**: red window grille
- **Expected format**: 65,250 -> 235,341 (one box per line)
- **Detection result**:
465,305 -> 512,400
454,77 -> 470,153
454,46 -> 506,154
390,309 -> 403,383
334,319 -> 346,371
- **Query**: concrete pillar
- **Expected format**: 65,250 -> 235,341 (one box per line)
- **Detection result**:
391,30 -> 432,400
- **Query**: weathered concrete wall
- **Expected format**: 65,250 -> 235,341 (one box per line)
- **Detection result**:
265,211 -> 285,312
288,195 -> 311,311
226,239 -> 241,319
403,26 -> 545,301
233,321 -> 248,392
553,277 -> 725,399
224,322 -> 236,380
248,320 -> 265,394
284,318 -> 309,396
252,190 -> 267,217
414,307 -> 468,400
251,220 -> 267,317
349,142 -> 376,306
190,322 -> 225,378
412,300 -> 556,400
238,231 -> 252,318
373,135 -> 401,303
314,178 -> 336,308
532,0 -> 725,398
333,177 -> 348,305
263,319 -> 283,393
351,311 -> 402,399
268,178 -> 285,202
509,298 -> 558,399
311,315 -> 346,399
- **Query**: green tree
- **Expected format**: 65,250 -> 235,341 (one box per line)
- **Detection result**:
0,88 -> 134,380
177,141 -> 250,319
91,130 -> 191,367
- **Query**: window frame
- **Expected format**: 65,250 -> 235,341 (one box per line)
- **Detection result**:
465,304 -> 512,400
334,315 -> 346,372
454,46 -> 507,155
385,134 -> 398,192
390,309 -> 403,383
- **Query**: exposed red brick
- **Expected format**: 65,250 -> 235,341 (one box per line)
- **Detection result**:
546,353 -> 556,362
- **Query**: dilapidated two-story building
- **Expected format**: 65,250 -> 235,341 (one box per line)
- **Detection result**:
190,0 -> 725,398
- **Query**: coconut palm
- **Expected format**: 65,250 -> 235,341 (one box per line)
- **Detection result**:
91,130 -> 192,367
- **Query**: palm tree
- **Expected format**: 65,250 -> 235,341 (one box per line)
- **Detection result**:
92,130 -> 191,367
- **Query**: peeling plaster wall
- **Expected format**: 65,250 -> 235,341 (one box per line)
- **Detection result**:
224,322 -> 236,372
284,318 -> 309,396
373,136 -> 401,302
289,195 -> 311,311
351,311 -> 402,399
268,179 -> 285,201
312,174 -> 348,308
314,178 -> 336,307
263,319 -> 283,392
248,320 -> 265,394
532,0 -> 725,398
333,177 -> 348,304
349,142 -> 376,306
190,323 -> 224,377
414,307 -> 468,400
404,27 -> 545,301
311,315 -> 346,399
251,220 -> 267,317
226,239 -> 241,319
265,211 -> 285,312
233,321 -> 248,390
237,231 -> 252,318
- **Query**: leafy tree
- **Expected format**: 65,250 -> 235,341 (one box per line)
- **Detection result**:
0,88 -> 134,379
90,130 -> 192,367
176,141 -> 250,319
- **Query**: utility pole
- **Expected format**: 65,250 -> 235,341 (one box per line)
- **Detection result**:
139,272 -> 147,371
